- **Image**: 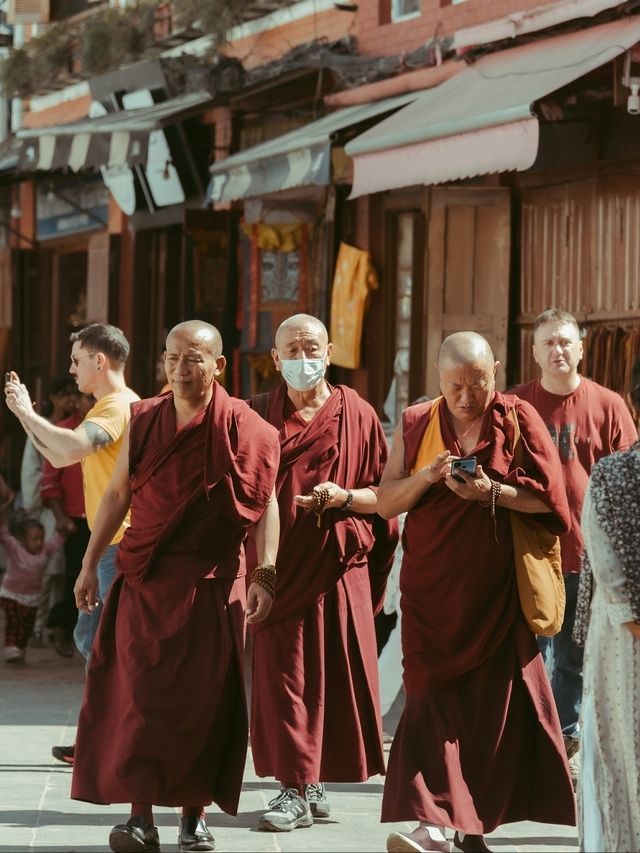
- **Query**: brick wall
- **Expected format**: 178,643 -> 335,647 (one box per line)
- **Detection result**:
358,0 -> 558,57
222,1 -> 563,68
223,7 -> 354,69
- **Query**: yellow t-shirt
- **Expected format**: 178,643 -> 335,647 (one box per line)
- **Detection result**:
80,387 -> 140,544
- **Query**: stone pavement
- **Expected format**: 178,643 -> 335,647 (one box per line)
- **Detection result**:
0,643 -> 580,853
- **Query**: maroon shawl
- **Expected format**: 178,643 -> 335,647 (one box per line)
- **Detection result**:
400,392 -> 570,689
118,383 -> 280,582
250,383 -> 398,630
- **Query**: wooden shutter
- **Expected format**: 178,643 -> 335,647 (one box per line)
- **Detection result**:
425,187 -> 511,396
86,231 -> 110,323
7,0 -> 50,24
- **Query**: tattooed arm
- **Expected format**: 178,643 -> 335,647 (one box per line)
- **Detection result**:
10,405 -> 112,469
5,372 -> 117,467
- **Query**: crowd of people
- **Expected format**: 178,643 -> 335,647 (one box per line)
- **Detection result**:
0,309 -> 637,853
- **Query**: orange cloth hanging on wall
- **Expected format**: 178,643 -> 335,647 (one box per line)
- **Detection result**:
329,242 -> 378,369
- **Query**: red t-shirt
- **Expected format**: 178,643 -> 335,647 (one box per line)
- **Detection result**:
40,413 -> 86,519
512,377 -> 638,573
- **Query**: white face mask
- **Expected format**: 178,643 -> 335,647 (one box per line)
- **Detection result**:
280,358 -> 326,391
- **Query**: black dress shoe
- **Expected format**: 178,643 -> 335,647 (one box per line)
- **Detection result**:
109,816 -> 160,852
178,815 -> 215,851
453,832 -> 492,853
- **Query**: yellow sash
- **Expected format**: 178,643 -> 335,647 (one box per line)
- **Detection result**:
411,396 -> 446,473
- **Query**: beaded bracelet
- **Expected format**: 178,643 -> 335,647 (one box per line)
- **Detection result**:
251,562 -> 276,598
340,489 -> 353,511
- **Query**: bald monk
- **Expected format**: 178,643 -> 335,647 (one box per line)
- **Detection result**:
71,321 -> 281,853
378,332 -> 576,853
248,313 -> 398,832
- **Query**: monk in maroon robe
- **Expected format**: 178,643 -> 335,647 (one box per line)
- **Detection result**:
248,313 -> 398,834
378,332 -> 576,853
71,321 -> 280,853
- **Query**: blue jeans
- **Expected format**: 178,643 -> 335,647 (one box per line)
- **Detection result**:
73,544 -> 118,661
537,572 -> 584,739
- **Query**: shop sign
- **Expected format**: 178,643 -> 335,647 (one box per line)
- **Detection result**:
36,179 -> 109,240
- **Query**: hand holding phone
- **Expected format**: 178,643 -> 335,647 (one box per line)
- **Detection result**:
450,456 -> 478,482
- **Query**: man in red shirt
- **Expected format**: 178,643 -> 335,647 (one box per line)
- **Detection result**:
512,308 -> 637,770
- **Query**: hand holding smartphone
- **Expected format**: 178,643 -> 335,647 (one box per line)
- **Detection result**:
450,456 -> 478,482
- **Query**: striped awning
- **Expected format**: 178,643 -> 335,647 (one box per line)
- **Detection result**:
206,91 -> 419,204
16,91 -> 213,173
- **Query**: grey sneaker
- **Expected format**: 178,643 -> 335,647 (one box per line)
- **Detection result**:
258,787 -> 313,832
563,735 -> 579,761
304,782 -> 331,818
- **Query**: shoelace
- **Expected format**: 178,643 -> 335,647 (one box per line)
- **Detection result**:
304,783 -> 326,800
268,788 -> 299,809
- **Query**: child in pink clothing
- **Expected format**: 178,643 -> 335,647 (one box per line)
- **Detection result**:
0,513 -> 64,663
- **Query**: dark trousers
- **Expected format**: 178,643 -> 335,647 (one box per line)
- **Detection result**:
537,572 -> 584,738
1,597 -> 38,649
46,518 -> 91,641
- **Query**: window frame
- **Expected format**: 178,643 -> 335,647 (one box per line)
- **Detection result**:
391,0 -> 420,23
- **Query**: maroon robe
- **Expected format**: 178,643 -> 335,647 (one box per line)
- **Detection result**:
382,393 -> 577,832
249,383 -> 398,785
71,384 -> 279,813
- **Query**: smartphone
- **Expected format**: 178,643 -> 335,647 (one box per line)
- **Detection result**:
451,456 -> 477,482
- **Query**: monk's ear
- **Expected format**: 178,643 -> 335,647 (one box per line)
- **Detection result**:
271,347 -> 281,371
214,355 -> 226,377
325,342 -> 333,364
493,361 -> 500,377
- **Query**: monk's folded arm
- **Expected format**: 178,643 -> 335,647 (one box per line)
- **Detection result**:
495,482 -> 551,514
378,425 -> 441,518
82,427 -> 132,572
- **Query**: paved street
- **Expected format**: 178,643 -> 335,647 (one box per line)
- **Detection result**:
0,644 -> 580,853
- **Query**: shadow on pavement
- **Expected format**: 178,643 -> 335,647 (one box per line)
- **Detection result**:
488,837 -> 579,847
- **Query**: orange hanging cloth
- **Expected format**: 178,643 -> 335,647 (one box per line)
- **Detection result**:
329,242 -> 378,369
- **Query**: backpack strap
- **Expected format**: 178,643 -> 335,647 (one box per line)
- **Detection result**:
507,406 -> 524,468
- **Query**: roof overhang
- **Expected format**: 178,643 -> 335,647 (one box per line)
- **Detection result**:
345,16 -> 640,196
206,90 -> 418,204
15,91 -> 214,172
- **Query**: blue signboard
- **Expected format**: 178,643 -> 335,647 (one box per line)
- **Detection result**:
36,178 -> 109,241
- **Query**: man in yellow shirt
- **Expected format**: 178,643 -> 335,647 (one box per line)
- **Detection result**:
5,323 -> 139,764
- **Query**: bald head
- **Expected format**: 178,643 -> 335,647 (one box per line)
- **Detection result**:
438,332 -> 495,371
275,314 -> 328,350
438,332 -> 498,423
166,320 -> 223,358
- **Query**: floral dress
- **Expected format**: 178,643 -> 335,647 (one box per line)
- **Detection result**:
579,475 -> 640,852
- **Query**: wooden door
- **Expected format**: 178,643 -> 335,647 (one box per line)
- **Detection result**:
425,187 -> 511,396
366,191 -> 427,425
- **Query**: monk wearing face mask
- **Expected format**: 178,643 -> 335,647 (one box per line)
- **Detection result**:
247,313 -> 398,834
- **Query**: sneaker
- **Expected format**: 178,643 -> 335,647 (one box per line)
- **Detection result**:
568,749 -> 580,791
304,782 -> 331,818
258,787 -> 313,832
51,744 -> 75,765
563,735 -> 579,761
4,645 -> 24,664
